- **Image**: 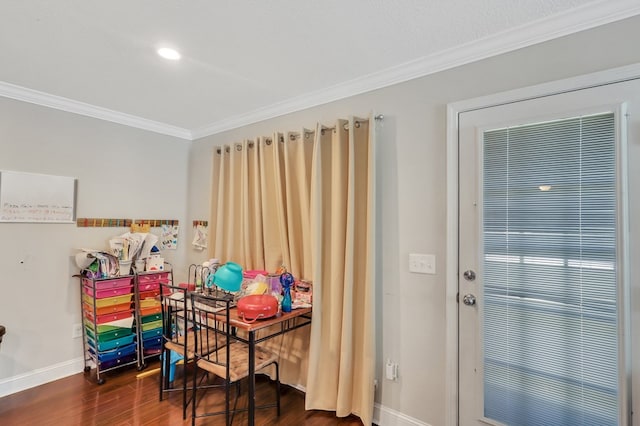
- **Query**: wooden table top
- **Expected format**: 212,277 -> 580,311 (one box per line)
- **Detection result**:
226,306 -> 312,332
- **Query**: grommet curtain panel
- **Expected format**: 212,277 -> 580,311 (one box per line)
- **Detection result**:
209,116 -> 376,425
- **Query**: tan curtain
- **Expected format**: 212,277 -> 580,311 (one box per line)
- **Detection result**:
209,116 -> 376,425
305,118 -> 376,425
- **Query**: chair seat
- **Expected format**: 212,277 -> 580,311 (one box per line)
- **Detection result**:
165,329 -> 227,359
197,342 -> 278,382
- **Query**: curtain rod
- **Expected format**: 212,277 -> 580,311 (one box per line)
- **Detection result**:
215,114 -> 384,153
322,114 -> 384,133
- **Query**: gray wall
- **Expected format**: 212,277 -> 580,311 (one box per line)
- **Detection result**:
0,14 -> 639,426
0,100 -> 190,393
188,16 -> 640,425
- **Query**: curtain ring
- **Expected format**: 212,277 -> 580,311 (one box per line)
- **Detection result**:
225,146 -> 230,153
279,136 -> 284,143
266,138 -> 272,146
236,144 -> 242,151
248,141 -> 255,149
355,121 -> 361,128
289,134 -> 297,141
216,148 -> 222,155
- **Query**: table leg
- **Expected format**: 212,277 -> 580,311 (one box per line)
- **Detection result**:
248,330 -> 256,426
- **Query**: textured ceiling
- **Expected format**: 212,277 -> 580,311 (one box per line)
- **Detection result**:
0,1 -> 638,138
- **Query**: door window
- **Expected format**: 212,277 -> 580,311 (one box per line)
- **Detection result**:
482,113 -> 619,425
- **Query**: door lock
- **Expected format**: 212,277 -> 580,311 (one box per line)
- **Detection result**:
462,294 -> 476,306
463,270 -> 476,281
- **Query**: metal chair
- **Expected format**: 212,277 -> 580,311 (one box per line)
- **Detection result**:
159,283 -> 227,419
190,291 -> 281,425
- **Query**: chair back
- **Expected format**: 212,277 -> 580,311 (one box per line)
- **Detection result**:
159,282 -> 189,351
190,292 -> 234,379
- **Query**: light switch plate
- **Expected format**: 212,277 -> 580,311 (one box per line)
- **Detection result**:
409,253 -> 436,274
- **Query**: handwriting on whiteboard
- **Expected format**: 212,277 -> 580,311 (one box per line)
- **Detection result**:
1,202 -> 74,222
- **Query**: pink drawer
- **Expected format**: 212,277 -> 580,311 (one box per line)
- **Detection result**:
138,272 -> 170,285
84,309 -> 132,325
83,277 -> 132,290
84,284 -> 133,299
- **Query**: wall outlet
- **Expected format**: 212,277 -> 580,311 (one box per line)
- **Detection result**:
72,323 -> 82,339
385,359 -> 398,381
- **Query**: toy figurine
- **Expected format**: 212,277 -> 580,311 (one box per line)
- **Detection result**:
280,271 -> 294,313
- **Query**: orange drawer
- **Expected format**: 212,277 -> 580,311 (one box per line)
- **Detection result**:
139,305 -> 162,316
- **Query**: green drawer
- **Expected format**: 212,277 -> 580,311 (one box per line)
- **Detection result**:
141,319 -> 162,331
85,326 -> 133,343
141,313 -> 162,324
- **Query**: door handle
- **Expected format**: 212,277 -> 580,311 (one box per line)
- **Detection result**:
462,294 -> 476,306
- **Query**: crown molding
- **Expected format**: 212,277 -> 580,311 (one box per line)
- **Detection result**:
191,0 -> 640,140
2,1 -> 639,142
0,81 -> 192,140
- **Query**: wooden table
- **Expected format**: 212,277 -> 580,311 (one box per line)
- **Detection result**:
225,307 -> 312,426
167,290 -> 312,425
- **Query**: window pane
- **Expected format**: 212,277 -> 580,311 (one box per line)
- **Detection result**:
483,113 -> 618,426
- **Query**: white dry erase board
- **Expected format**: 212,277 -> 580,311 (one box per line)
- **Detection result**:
0,170 -> 77,223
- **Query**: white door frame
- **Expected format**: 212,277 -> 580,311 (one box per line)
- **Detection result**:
444,62 -> 640,426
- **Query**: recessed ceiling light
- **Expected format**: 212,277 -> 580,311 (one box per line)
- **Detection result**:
157,47 -> 181,60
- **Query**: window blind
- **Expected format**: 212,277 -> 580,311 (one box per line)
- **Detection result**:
482,112 -> 619,426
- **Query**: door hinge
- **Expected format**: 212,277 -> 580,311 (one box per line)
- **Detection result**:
456,292 -> 459,303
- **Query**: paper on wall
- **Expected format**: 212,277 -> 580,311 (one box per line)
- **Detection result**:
161,224 -> 179,250
192,224 -> 208,250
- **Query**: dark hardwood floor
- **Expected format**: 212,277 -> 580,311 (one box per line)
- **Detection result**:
0,360 -> 364,425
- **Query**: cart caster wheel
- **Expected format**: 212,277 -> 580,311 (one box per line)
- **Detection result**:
97,378 -> 105,385
83,366 -> 91,372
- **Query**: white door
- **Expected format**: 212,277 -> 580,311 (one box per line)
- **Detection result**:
458,78 -> 640,426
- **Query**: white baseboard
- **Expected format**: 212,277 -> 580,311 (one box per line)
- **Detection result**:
288,385 -> 429,426
373,403 -> 431,426
0,357 -> 85,398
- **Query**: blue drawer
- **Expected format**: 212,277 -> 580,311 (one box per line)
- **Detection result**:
143,336 -> 162,349
89,342 -> 136,362
141,328 -> 162,340
88,333 -> 136,352
100,353 -> 137,370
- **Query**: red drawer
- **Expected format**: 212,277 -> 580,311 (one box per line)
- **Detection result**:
84,309 -> 132,325
139,289 -> 160,299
